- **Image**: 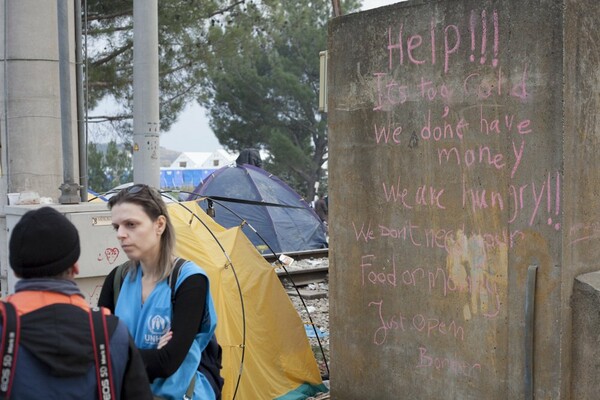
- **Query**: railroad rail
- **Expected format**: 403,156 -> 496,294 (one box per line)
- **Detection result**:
261,248 -> 329,286
277,266 -> 329,287
262,248 -> 329,263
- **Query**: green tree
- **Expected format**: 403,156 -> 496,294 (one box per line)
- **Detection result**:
84,0 -> 361,197
87,141 -> 132,192
84,0 -> 248,138
199,0 -> 360,198
87,142 -> 106,192
104,141 -> 132,188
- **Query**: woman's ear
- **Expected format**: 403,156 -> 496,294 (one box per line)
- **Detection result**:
155,215 -> 167,236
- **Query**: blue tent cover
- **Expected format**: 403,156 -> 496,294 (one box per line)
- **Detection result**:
190,164 -> 328,254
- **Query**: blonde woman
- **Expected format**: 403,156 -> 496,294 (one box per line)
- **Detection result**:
98,184 -> 218,400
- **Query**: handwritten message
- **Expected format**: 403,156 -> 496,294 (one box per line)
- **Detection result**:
345,8 -> 561,379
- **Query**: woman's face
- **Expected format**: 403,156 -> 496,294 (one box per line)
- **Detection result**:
111,202 -> 166,264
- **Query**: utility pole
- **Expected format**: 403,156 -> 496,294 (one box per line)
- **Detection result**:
132,0 -> 160,186
331,0 -> 343,17
57,0 -> 80,204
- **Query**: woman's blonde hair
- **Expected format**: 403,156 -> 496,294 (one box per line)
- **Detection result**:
108,184 -> 176,281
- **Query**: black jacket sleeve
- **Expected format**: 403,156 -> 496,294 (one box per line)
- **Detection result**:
98,266 -> 119,312
139,274 -> 208,381
121,335 -> 154,399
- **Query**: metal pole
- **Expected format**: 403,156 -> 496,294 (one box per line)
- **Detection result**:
331,0 -> 343,17
57,0 -> 80,203
74,0 -> 87,202
524,264 -> 538,399
2,0 -> 11,193
132,0 -> 160,187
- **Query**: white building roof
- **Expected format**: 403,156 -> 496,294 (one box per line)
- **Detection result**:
169,149 -> 237,169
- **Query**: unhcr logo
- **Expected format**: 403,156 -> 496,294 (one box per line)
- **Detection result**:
147,314 -> 170,334
144,314 -> 170,345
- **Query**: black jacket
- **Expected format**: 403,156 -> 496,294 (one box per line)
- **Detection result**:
3,279 -> 153,400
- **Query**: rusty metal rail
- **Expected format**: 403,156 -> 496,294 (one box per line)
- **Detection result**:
262,247 -> 329,263
276,266 -> 329,286
261,248 -> 329,286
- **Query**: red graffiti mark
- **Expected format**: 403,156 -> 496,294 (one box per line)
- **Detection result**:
105,248 -> 120,264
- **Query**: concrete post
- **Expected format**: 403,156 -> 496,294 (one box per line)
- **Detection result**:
0,0 -> 78,201
132,0 -> 160,187
571,271 -> 600,399
327,0 -> 600,398
57,0 -> 80,204
0,0 -> 79,292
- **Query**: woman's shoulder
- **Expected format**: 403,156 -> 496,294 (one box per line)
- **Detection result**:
173,260 -> 209,296
176,259 -> 208,283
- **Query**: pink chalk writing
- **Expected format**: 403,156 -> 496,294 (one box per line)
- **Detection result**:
437,143 -> 507,170
469,11 -> 476,62
373,64 -> 529,113
478,10 -> 487,65
360,254 -> 396,287
469,9 -> 500,67
478,106 -> 532,136
387,9 -> 500,74
369,299 -> 465,345
374,122 -> 403,144
569,222 -> 600,246
352,220 -> 524,251
462,171 -> 561,228
382,178 -> 446,209
417,346 -> 482,377
462,65 -> 529,100
420,109 -> 468,141
359,255 -> 502,319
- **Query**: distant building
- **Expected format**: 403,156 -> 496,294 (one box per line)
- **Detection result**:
169,149 -> 236,169
161,149 -> 237,190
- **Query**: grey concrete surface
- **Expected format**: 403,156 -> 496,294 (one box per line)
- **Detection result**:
327,0 -> 600,398
571,271 -> 600,399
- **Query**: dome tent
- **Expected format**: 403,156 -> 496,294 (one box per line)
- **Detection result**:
169,201 -> 327,399
189,164 -> 328,255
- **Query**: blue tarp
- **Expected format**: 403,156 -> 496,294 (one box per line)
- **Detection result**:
160,169 -> 216,190
189,164 -> 328,254
305,324 -> 328,338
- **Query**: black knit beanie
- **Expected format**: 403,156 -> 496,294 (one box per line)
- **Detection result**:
9,207 -> 81,278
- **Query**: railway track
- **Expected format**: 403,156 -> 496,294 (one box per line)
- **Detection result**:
262,248 -> 329,287
277,265 -> 329,287
262,248 -> 329,263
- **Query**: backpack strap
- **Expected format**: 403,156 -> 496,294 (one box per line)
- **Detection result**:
112,261 -> 130,307
89,307 -> 116,400
0,301 -> 20,400
168,257 -> 187,304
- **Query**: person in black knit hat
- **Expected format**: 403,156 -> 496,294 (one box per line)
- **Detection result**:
3,206 -> 152,399
9,206 -> 81,278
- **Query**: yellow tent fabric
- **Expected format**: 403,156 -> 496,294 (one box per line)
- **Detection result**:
168,201 -> 327,400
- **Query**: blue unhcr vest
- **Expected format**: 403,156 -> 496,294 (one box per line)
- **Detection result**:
115,261 -> 217,400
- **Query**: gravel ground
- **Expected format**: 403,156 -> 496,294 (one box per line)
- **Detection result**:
276,257 -> 330,378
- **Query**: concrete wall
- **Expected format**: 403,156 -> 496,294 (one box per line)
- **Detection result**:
0,0 -> 80,295
571,272 -> 600,399
327,0 -> 600,398
0,0 -> 79,202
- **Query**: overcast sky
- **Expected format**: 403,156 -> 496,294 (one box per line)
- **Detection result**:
160,0 -> 401,152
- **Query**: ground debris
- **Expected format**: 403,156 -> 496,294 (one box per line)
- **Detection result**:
306,393 -> 330,400
284,257 -> 330,380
